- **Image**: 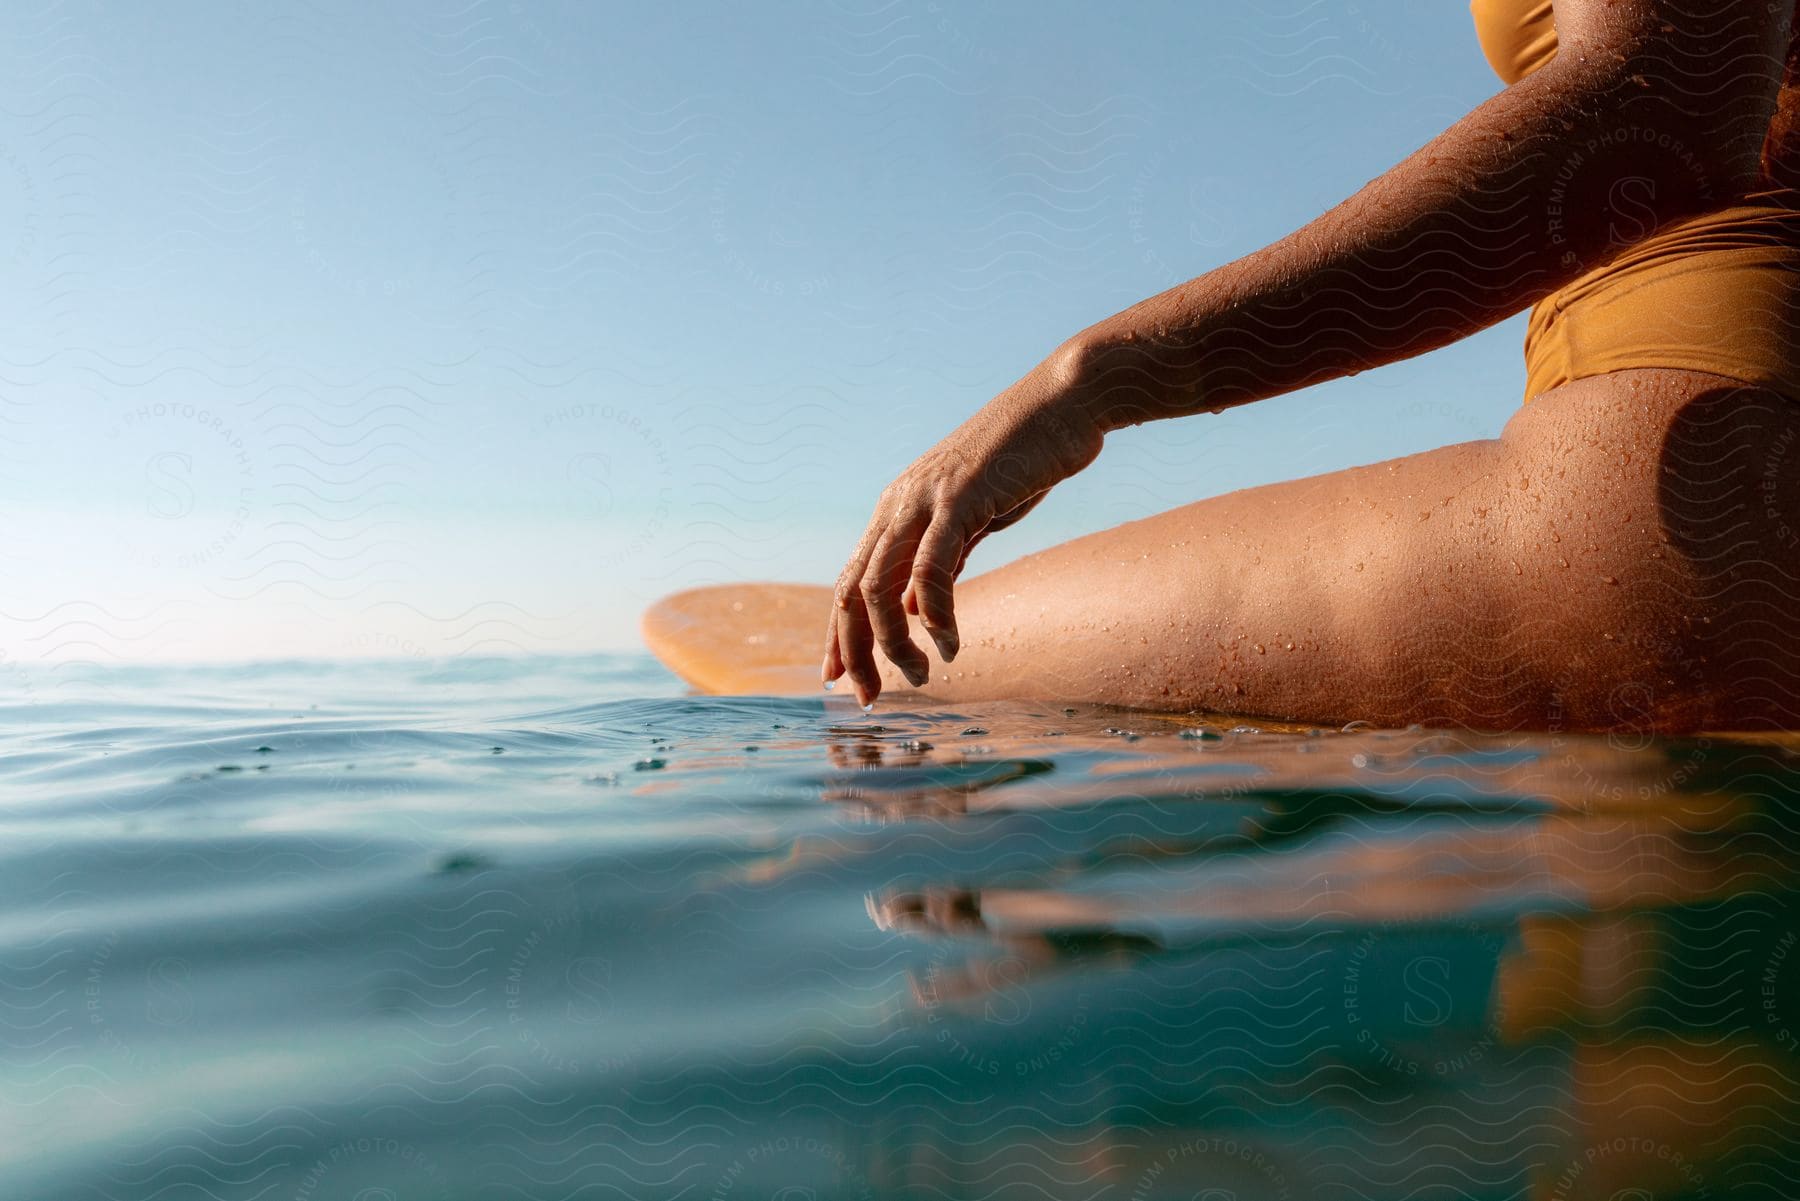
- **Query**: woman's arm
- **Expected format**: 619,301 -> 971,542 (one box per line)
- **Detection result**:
823,0 -> 1792,704
1070,0 -> 1793,428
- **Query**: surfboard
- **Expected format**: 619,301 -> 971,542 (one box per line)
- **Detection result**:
641,583 -> 836,695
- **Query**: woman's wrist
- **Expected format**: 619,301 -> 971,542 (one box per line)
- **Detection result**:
1052,326 -> 1214,434
971,346 -> 1107,475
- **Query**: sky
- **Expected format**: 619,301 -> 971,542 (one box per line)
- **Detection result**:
0,0 -> 1522,664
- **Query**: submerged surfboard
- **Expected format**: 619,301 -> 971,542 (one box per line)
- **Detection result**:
641,583 -> 834,695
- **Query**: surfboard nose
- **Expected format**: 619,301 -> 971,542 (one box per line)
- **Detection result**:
642,583 -> 837,695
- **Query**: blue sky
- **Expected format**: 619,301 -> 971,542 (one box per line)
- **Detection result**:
0,0 -> 1522,663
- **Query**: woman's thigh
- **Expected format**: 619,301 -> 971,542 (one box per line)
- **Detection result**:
894,368 -> 1800,731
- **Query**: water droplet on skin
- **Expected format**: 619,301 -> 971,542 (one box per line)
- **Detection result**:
1254,643 -> 1266,654
1602,575 -> 1618,585
823,679 -> 836,691
861,703 -> 874,713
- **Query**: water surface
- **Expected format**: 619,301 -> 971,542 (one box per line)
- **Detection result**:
4,655 -> 1797,1199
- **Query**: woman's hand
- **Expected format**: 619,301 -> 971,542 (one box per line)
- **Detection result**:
822,345 -> 1107,705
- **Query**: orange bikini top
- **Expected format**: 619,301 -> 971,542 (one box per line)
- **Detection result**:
1468,0 -> 1557,85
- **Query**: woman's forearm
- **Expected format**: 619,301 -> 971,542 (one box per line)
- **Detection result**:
1067,43 -> 1781,430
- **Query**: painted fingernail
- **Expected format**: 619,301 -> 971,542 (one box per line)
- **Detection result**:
902,662 -> 928,688
929,628 -> 959,661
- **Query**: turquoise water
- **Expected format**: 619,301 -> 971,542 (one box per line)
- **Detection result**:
4,655 -> 1798,1200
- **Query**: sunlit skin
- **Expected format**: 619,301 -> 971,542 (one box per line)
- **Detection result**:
823,0 -> 1800,733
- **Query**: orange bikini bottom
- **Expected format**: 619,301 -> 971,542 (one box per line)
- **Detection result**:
1523,196 -> 1800,403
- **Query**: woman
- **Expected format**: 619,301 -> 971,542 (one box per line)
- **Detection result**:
822,0 -> 1800,734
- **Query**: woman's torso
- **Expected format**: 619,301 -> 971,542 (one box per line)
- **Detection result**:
1470,0 -> 1800,401
1471,0 -> 1800,191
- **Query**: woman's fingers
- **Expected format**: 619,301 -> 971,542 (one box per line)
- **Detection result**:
821,607 -> 844,685
910,516 -> 964,661
833,585 -> 882,705
825,500 -> 959,700
898,493 -> 1016,638
952,534 -> 977,580
863,521 -> 931,688
823,505 -> 893,687
827,472 -> 1048,702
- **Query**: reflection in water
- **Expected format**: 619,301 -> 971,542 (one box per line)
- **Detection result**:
2,660 -> 1797,1199
847,718 -> 1800,1200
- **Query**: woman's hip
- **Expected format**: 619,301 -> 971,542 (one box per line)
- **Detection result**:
1500,366 -> 1800,729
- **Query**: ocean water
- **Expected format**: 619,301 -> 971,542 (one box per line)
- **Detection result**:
4,654 -> 1799,1200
